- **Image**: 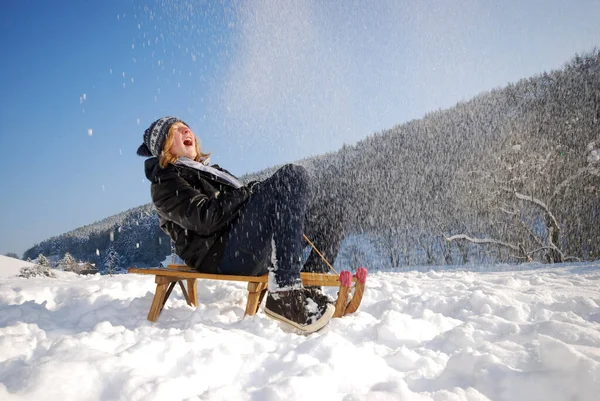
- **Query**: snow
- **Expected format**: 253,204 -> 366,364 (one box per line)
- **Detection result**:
0,255 -> 36,278
1,260 -> 599,401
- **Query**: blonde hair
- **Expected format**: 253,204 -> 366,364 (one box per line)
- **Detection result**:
159,123 -> 211,168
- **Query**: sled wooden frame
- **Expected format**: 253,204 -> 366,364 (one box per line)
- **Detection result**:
128,264 -> 367,322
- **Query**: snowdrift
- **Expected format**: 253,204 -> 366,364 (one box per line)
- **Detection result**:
1,260 -> 599,400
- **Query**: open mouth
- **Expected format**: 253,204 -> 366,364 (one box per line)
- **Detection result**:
183,138 -> 193,146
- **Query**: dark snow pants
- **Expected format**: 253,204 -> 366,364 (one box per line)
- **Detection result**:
217,164 -> 310,290
303,196 -> 345,274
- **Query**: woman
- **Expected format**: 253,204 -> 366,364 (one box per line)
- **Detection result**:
137,116 -> 335,333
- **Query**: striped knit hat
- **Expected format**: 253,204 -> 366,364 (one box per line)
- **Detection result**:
136,116 -> 188,157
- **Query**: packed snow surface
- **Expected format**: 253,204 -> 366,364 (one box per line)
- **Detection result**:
1,259 -> 599,401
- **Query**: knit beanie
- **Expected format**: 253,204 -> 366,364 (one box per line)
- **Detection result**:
136,116 -> 188,157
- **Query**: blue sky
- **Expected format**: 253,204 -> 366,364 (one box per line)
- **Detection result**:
1,0 -> 599,258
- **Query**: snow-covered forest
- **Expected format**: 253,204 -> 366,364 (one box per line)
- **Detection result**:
23,50 -> 600,271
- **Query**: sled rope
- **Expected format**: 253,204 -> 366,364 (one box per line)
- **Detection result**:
303,234 -> 339,276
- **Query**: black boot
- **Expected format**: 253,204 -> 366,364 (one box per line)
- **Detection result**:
264,289 -> 334,333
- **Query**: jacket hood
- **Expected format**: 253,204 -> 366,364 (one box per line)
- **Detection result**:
144,157 -> 163,182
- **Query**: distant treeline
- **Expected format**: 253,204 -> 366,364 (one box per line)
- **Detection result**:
24,50 -> 600,269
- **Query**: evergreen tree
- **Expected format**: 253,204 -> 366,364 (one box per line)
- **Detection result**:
103,247 -> 122,274
35,254 -> 50,267
58,252 -> 78,272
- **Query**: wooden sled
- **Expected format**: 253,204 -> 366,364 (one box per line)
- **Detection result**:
128,264 -> 368,322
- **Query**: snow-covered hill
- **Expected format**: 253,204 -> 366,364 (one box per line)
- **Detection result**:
0,255 -> 36,278
1,260 -> 599,401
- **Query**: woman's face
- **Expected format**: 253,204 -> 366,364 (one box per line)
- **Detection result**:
168,122 -> 198,159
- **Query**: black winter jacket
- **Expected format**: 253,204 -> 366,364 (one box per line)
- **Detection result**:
144,157 -> 250,272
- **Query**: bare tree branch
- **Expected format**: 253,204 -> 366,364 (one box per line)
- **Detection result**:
499,206 -> 517,216
514,191 -> 564,262
552,165 -> 596,200
518,219 -> 544,247
528,246 -> 560,256
514,192 -> 560,232
546,226 -> 565,262
444,234 -> 521,252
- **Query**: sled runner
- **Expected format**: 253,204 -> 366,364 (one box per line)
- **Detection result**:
128,264 -> 368,322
